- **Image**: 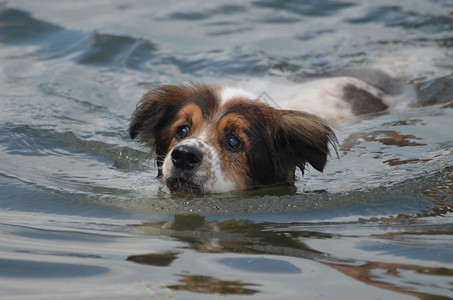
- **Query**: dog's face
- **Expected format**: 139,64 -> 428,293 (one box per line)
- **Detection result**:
130,84 -> 336,195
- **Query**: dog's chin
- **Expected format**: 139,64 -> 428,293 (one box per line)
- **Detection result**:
165,176 -> 205,195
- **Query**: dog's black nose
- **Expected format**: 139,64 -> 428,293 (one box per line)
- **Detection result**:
171,145 -> 203,170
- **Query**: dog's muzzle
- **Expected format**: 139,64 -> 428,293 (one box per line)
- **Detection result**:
164,145 -> 206,194
171,145 -> 204,170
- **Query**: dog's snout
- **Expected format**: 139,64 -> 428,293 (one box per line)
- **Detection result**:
171,145 -> 203,170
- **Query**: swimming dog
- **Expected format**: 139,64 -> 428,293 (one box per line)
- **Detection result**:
129,71 -> 413,194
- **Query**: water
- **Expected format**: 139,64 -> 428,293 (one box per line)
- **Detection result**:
0,0 -> 452,299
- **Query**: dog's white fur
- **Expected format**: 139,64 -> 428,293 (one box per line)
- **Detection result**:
233,76 -> 411,121
161,136 -> 237,194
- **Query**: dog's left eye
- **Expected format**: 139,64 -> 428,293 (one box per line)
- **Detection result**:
176,125 -> 190,139
226,135 -> 243,152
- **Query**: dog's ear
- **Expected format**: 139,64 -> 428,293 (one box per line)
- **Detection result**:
129,85 -> 189,149
277,110 -> 337,173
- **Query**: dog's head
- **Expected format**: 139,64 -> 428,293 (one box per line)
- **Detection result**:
129,84 -> 337,194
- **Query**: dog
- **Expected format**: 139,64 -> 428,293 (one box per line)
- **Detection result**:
129,70 -> 413,195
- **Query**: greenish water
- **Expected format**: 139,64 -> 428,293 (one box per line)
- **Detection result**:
0,0 -> 452,299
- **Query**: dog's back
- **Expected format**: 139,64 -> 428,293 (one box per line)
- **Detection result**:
246,69 -> 416,122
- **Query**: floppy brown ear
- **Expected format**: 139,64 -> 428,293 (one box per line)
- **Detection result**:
129,85 -> 190,149
278,110 -> 338,173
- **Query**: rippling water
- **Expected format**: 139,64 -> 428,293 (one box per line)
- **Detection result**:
1,0 -> 452,299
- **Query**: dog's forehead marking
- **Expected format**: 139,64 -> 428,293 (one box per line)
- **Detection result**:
220,87 -> 258,104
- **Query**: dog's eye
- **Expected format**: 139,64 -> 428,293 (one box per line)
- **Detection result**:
226,135 -> 243,152
176,125 -> 190,139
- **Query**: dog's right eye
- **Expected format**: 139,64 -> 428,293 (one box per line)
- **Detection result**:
176,125 -> 190,139
225,134 -> 243,152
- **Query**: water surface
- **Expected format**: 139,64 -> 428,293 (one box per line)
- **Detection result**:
0,0 -> 452,299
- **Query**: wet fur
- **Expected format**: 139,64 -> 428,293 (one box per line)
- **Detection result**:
130,84 -> 337,194
129,72 -> 413,194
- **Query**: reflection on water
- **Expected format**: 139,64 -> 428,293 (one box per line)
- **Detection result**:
373,130 -> 427,147
0,0 -> 453,299
325,261 -> 453,300
131,172 -> 453,297
168,274 -> 260,295
341,129 -> 427,151
383,158 -> 431,166
127,252 -> 179,267
136,214 -> 325,258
